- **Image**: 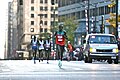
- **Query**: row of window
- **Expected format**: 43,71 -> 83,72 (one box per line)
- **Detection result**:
31,14 -> 58,18
31,6 -> 58,11
59,5 -> 116,21
31,0 -> 58,4
59,0 -> 87,7
30,27 -> 48,33
30,21 -> 57,26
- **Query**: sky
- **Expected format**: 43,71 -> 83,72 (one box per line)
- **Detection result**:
0,0 -> 12,59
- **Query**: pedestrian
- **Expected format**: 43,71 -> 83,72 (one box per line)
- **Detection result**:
44,37 -> 51,64
67,41 -> 74,61
38,37 -> 44,62
53,24 -> 68,68
31,35 -> 38,64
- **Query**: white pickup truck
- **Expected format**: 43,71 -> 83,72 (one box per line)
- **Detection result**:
83,33 -> 119,64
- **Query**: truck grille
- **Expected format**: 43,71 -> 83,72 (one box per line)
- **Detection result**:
96,49 -> 112,52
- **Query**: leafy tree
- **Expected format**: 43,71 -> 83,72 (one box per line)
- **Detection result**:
59,16 -> 78,45
106,13 -> 120,28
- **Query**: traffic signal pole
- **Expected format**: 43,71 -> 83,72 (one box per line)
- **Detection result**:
116,0 -> 118,39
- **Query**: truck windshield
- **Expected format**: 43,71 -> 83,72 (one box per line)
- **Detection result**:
89,35 -> 117,44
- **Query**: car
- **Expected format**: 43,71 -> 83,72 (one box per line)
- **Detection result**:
83,33 -> 119,64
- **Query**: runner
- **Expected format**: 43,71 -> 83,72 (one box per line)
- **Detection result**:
53,24 -> 68,68
31,35 -> 38,64
44,37 -> 51,64
38,37 -> 44,62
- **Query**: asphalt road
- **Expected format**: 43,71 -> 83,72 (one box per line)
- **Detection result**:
0,60 -> 120,80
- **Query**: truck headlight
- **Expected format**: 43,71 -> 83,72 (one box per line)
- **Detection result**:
90,48 -> 96,52
113,48 -> 119,53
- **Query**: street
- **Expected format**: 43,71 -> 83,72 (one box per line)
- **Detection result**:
0,60 -> 120,80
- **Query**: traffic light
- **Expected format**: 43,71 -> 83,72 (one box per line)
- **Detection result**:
51,0 -> 55,5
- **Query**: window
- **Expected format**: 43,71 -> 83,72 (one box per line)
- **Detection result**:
45,0 -> 48,3
40,0 -> 43,3
31,0 -> 34,3
44,21 -> 47,25
44,7 -> 48,11
31,21 -> 34,25
55,7 -> 58,11
20,0 -> 23,5
31,14 -> 34,18
51,14 -> 54,18
44,14 -> 47,18
51,7 -> 54,11
40,28 -> 43,32
44,28 -> 47,33
51,21 -> 54,26
40,6 -> 43,11
31,7 -> 34,11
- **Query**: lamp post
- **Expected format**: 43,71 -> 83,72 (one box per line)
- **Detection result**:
51,0 -> 55,50
83,0 -> 90,34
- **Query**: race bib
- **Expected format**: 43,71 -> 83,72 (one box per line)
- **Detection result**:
57,36 -> 63,41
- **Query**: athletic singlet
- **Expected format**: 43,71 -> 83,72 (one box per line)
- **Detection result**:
32,39 -> 38,50
38,40 -> 44,50
56,31 -> 65,46
45,40 -> 50,48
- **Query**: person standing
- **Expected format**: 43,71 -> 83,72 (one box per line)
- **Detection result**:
44,37 -> 51,64
31,35 -> 38,64
67,41 -> 74,61
53,24 -> 68,68
38,37 -> 44,62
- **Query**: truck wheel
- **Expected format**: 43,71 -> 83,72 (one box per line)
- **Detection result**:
114,57 -> 118,64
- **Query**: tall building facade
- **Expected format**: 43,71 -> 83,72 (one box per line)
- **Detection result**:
17,0 -> 58,53
7,0 -> 18,59
58,0 -> 116,45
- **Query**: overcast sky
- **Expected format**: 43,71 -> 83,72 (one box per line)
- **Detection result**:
0,0 -> 12,59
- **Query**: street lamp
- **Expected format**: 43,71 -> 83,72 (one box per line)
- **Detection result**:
83,0 -> 90,34
51,0 -> 56,50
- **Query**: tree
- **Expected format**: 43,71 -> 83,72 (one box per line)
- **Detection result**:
106,0 -> 120,28
59,16 -> 78,44
106,13 -> 120,28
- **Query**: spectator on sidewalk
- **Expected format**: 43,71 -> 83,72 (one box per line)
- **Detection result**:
67,41 -> 74,61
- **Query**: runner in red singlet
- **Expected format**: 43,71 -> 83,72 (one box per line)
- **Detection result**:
53,24 -> 68,68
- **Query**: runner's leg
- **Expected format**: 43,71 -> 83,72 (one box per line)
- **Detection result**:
60,45 -> 64,61
34,49 -> 37,64
38,50 -> 40,62
58,45 -> 63,68
47,50 -> 50,64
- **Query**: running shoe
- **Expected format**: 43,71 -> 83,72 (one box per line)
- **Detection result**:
58,60 -> 62,68
47,61 -> 49,64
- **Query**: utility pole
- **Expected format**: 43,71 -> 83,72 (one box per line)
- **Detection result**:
88,0 -> 90,34
116,0 -> 118,39
51,0 -> 55,50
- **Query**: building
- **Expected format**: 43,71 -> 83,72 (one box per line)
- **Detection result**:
58,0 -> 116,45
7,0 -> 18,59
16,0 -> 58,59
